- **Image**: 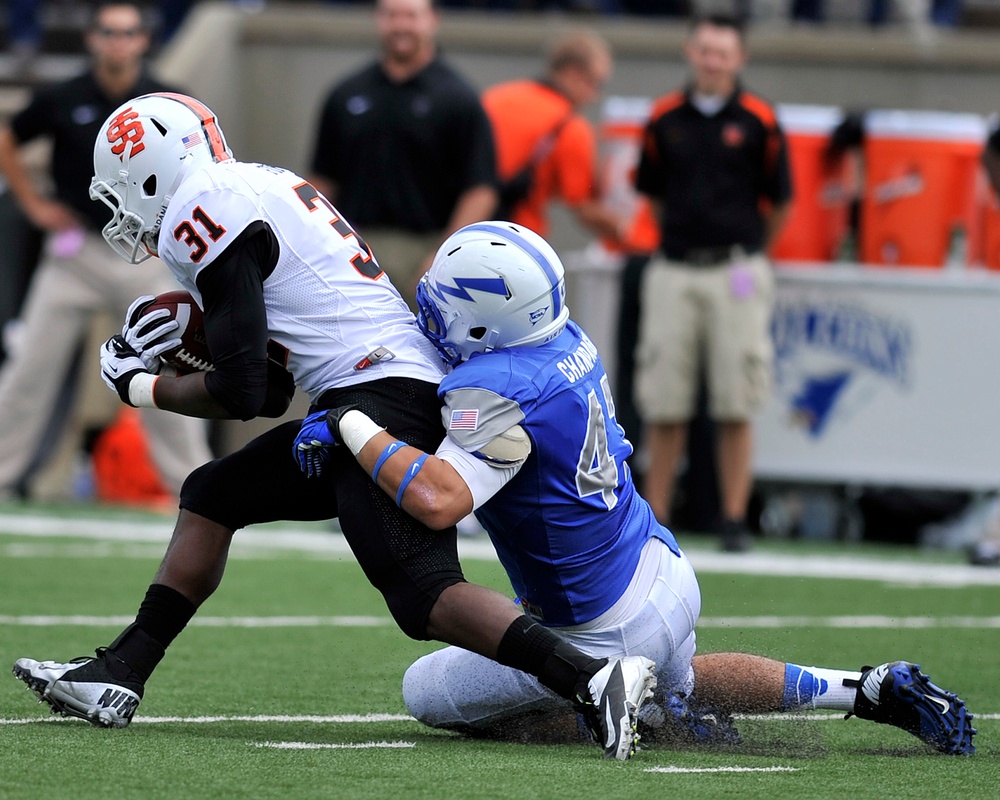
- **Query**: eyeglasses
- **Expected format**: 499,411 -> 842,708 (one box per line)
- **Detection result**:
95,27 -> 143,39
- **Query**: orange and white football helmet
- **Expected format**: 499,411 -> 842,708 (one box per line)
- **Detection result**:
90,92 -> 232,263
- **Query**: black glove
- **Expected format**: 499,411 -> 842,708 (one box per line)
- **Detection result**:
121,295 -> 181,373
100,334 -> 149,406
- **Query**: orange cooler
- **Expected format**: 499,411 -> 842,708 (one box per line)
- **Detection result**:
861,110 -> 987,268
771,105 -> 852,263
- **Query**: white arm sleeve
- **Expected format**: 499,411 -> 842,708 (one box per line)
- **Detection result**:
435,435 -> 522,511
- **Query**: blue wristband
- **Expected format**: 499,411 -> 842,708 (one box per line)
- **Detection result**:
371,440 -> 405,484
395,453 -> 428,506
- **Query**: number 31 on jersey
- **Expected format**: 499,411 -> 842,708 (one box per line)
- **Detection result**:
171,181 -> 380,282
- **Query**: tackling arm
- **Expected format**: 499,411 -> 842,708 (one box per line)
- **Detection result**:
358,430 -> 475,530
294,408 -> 528,530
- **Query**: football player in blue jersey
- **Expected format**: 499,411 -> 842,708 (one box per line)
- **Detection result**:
294,222 -> 976,755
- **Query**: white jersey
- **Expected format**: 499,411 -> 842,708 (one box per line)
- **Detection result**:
157,160 -> 445,400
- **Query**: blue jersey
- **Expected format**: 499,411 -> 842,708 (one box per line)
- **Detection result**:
438,320 -> 679,627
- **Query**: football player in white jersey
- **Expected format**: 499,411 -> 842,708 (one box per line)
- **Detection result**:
11,94 -> 657,761
293,221 -> 976,756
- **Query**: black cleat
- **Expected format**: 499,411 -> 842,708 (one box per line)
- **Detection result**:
577,657 -> 657,760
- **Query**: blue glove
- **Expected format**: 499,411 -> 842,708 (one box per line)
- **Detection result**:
293,406 -> 357,478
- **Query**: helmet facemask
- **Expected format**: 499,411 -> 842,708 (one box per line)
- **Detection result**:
90,162 -> 158,264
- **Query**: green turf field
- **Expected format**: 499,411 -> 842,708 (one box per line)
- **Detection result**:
1,502 -> 996,799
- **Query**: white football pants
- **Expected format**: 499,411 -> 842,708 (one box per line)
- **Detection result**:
402,537 -> 701,729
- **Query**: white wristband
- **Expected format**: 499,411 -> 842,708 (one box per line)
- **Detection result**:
340,409 -> 385,456
128,373 -> 159,408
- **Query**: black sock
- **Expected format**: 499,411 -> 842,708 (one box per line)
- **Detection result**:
106,584 -> 196,682
495,616 -> 607,702
134,583 -> 196,647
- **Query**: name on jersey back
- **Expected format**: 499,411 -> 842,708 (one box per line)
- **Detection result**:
556,334 -> 599,384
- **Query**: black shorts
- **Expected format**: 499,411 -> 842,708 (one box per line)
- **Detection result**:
179,376 -> 463,638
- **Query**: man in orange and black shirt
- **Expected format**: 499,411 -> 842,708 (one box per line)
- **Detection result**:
633,14 -> 792,553
482,30 -> 621,240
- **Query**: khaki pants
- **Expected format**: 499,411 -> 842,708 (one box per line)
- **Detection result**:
0,230 -> 212,496
635,253 -> 774,423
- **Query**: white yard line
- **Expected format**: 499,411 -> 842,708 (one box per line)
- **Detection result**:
699,615 -> 1000,628
646,766 -> 802,773
255,741 -> 415,750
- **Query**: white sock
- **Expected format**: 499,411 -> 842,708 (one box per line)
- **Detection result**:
782,664 -> 862,712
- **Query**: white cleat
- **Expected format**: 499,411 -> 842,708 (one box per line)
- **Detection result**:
12,655 -> 142,729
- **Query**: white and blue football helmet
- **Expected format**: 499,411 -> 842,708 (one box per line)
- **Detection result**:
416,221 -> 570,366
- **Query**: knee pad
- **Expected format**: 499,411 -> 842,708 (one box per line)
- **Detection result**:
402,651 -> 461,728
402,656 -> 435,724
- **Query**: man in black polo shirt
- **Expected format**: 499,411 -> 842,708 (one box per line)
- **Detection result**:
0,1 -> 211,499
309,0 -> 497,309
633,14 -> 792,552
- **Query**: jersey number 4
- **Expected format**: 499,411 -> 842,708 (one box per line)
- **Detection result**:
576,374 -> 620,511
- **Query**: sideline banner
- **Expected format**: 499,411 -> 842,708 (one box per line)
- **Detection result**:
757,266 -> 1000,490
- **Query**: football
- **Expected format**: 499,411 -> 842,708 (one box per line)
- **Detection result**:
138,290 -> 213,374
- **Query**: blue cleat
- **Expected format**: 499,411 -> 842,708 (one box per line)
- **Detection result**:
849,661 -> 976,755
637,691 -> 742,747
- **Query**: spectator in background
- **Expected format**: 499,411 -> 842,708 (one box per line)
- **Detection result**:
632,14 -> 792,552
0,1 -> 212,500
482,29 -> 621,241
309,0 -> 497,309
